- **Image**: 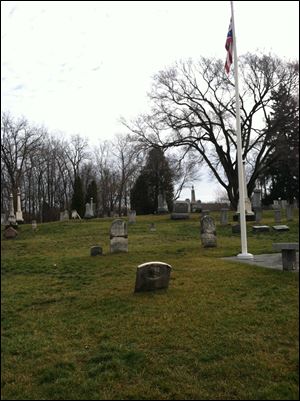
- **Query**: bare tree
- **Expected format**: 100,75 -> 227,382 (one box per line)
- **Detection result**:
1,112 -> 44,209
123,53 -> 298,208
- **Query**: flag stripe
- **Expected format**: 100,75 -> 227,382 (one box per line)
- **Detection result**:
225,18 -> 233,74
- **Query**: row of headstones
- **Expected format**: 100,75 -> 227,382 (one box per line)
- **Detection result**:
170,205 -> 295,224
90,216 -> 217,254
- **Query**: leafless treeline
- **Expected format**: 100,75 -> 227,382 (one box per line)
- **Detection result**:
1,112 -> 146,221
1,112 -> 200,222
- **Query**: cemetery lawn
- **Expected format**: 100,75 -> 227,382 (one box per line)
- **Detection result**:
1,210 -> 299,400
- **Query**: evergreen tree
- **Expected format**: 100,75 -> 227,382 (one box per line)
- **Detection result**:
130,148 -> 174,214
71,175 -> 85,218
85,180 -> 98,205
262,86 -> 299,204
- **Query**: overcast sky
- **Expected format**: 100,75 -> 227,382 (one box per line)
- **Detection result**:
1,1 -> 299,201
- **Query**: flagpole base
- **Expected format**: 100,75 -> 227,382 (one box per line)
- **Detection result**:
237,252 -> 254,260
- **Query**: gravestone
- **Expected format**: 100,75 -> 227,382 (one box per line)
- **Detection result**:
1,213 -> 6,225
32,220 -> 37,230
220,209 -> 229,225
200,215 -> 217,247
128,210 -> 136,224
90,246 -> 103,256
171,201 -> 190,220
192,200 -> 202,213
84,198 -> 94,219
149,223 -> 156,231
272,225 -> 289,232
191,186 -> 196,203
71,210 -> 81,220
254,208 -> 262,223
286,205 -> 294,221
110,219 -> 128,253
281,200 -> 287,209
274,209 -> 281,223
252,188 -> 262,223
15,188 -> 24,224
232,224 -> 240,234
157,193 -> 169,214
251,188 -> 262,210
4,226 -> 18,239
272,200 -> 280,210
252,225 -> 270,233
134,261 -> 172,292
7,193 -> 17,227
63,210 -> 69,220
236,161 -> 255,220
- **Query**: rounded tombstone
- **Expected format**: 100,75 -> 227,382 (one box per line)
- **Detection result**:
90,246 -> 103,256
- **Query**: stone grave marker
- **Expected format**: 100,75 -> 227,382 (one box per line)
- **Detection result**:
252,225 -> 270,233
134,261 -> 172,292
220,209 -> 229,225
1,213 -> 7,225
32,220 -> 37,230
274,209 -> 281,223
90,246 -> 103,256
71,210 -> 81,219
110,219 -> 128,253
7,193 -> 17,227
15,188 -> 24,224
4,226 -> 18,239
232,224 -> 240,234
272,225 -> 289,232
200,215 -> 217,247
286,205 -> 294,221
157,193 -> 169,214
128,210 -> 136,224
149,223 -> 156,231
171,201 -> 190,220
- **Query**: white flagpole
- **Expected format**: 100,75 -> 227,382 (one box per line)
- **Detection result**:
230,0 -> 253,259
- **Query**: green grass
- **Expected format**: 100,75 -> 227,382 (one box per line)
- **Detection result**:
1,210 -> 299,400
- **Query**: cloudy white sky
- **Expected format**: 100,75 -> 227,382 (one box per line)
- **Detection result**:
1,1 -> 299,201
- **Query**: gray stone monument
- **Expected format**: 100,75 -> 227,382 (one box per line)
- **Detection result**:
171,201 -> 190,220
1,213 -> 7,225
286,205 -> 294,221
252,225 -> 270,233
128,210 -> 136,224
110,219 -> 128,253
274,209 -> 281,223
200,215 -> 217,247
281,200 -> 287,209
15,188 -> 24,224
251,188 -> 262,210
134,261 -> 172,292
272,225 -> 289,232
71,209 -> 81,219
236,161 -> 255,219
191,186 -> 196,203
32,220 -> 37,230
220,208 -> 229,225
157,193 -> 169,214
90,246 -> 103,256
4,226 -> 18,239
7,193 -> 17,227
149,223 -> 156,231
85,198 -> 95,219
254,208 -> 262,223
252,188 -> 262,223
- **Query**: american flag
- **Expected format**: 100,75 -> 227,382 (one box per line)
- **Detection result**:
225,18 -> 233,74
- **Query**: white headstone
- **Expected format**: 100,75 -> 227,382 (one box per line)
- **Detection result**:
15,188 -> 24,223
